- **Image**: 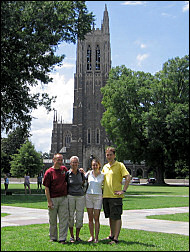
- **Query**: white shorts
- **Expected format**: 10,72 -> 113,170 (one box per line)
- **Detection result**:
85,194 -> 103,210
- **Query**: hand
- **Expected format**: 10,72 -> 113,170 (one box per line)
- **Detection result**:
48,201 -> 54,209
79,168 -> 85,174
114,191 -> 125,195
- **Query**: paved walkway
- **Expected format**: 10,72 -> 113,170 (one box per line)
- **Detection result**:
1,206 -> 189,236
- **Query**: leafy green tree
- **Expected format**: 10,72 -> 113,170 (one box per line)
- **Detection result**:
1,1 -> 94,132
10,140 -> 43,177
101,55 -> 189,184
1,148 -> 10,175
1,126 -> 30,174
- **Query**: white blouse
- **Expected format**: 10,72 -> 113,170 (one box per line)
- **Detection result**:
85,170 -> 104,195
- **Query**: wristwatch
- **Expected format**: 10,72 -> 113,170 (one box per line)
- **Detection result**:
122,190 -> 126,192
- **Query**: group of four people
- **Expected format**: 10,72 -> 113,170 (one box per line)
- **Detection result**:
43,147 -> 131,245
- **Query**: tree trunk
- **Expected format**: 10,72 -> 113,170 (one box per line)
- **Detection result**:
155,166 -> 166,185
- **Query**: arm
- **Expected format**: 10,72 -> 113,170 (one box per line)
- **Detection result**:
114,174 -> 131,195
123,174 -> 131,191
45,186 -> 54,209
79,167 -> 86,175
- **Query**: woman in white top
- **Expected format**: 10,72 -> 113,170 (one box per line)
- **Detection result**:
84,158 -> 104,243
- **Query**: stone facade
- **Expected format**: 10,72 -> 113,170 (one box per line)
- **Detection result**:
50,6 -> 111,170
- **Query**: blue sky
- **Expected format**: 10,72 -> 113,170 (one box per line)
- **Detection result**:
30,1 -> 189,154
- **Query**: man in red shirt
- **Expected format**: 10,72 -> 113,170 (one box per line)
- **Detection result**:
43,153 -> 68,244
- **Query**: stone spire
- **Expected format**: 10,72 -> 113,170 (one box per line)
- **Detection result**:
102,4 -> 109,34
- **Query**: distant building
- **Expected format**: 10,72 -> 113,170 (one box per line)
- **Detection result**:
50,5 -> 111,169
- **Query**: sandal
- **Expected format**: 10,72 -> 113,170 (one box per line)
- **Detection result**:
101,235 -> 114,241
70,237 -> 75,243
105,235 -> 114,240
109,239 -> 119,245
88,237 -> 94,242
76,237 -> 82,242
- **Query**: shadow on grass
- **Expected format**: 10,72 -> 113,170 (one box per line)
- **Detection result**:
1,194 -> 47,205
64,239 -> 156,249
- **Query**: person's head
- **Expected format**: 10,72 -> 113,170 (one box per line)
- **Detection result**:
70,156 -> 79,169
105,147 -> 116,163
53,153 -> 63,168
91,158 -> 101,171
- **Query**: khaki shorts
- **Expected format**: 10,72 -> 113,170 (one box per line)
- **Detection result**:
103,198 -> 123,220
85,194 -> 103,210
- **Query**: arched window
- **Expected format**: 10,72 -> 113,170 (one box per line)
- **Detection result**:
63,131 -> 71,147
87,45 -> 92,70
96,45 -> 100,70
96,128 -> 100,144
87,128 -> 91,144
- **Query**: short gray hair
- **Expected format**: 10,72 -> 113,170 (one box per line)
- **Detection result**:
70,156 -> 79,162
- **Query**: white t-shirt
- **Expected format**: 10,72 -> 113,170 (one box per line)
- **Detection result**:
85,171 -> 104,195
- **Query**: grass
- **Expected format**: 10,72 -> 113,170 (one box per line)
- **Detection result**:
1,183 -> 189,195
1,213 -> 10,217
1,184 -> 189,210
1,184 -> 189,251
147,213 -> 189,222
1,223 -> 189,251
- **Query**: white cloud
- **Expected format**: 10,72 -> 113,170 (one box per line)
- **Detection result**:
54,62 -> 75,70
136,53 -> 149,66
140,43 -> 146,49
135,40 -> 147,49
183,1 -> 189,12
161,12 -> 176,18
121,1 -> 147,6
30,72 -> 74,153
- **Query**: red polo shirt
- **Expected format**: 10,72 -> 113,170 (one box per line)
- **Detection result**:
43,166 -> 68,198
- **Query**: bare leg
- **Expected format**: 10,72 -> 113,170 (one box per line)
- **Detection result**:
76,227 -> 81,239
110,219 -> 122,241
28,185 -> 31,194
94,209 -> 101,242
109,218 -> 115,237
69,227 -> 74,239
87,208 -> 94,241
24,185 -> 27,195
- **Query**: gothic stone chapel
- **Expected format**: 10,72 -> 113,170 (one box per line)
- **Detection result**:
50,5 -> 111,169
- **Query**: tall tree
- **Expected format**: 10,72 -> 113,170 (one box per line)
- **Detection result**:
101,55 -> 189,184
1,126 -> 30,174
10,140 -> 43,177
1,1 -> 94,133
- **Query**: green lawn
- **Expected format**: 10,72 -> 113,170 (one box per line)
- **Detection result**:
1,184 -> 189,251
1,183 -> 189,196
1,184 -> 189,210
1,223 -> 189,251
147,212 -> 189,222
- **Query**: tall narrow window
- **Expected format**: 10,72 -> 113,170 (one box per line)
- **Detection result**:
96,128 -> 100,144
64,131 -> 71,147
87,128 -> 91,144
96,45 -> 100,70
87,45 -> 91,70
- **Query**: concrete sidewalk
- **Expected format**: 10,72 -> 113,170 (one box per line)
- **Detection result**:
1,206 -> 189,236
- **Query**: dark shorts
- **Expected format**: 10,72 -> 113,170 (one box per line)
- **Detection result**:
103,198 -> 123,220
